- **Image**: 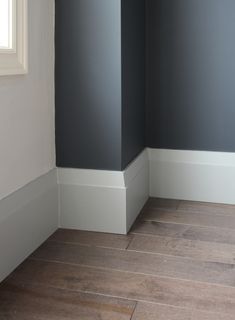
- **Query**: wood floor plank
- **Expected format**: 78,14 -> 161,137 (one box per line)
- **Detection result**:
179,201 -> 235,216
2,198 -> 235,319
31,241 -> 235,287
131,221 -> 235,245
142,208 -> 235,229
8,259 -> 235,315
146,198 -> 180,210
0,282 -> 135,320
128,234 -> 235,264
132,302 -> 235,320
49,229 -> 132,249
132,302 -> 191,320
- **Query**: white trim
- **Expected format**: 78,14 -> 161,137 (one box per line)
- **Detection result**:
58,150 -> 149,234
125,151 -> 149,231
59,183 -> 127,234
58,168 -> 125,188
124,150 -> 149,186
0,169 -> 58,283
148,148 -> 235,204
0,0 -> 28,75
3,148 -> 235,282
148,148 -> 235,166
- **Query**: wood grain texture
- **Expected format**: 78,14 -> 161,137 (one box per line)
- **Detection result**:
179,200 -> 235,216
8,259 -> 235,314
146,198 -> 180,210
2,198 -> 235,319
131,221 -> 235,245
128,234 -> 235,264
132,302 -> 191,320
49,228 -> 132,249
0,282 -> 135,320
142,208 -> 235,229
31,241 -> 235,286
132,302 -> 235,320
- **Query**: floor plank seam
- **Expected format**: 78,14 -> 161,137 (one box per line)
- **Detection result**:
48,239 -> 129,252
47,236 -> 233,266
125,239 -> 134,251
144,208 -> 235,218
9,281 -> 235,318
130,301 -> 138,320
130,218 -> 235,236
3,198 -> 235,319
123,245 -> 235,265
130,230 -> 235,243
141,218 -> 235,231
28,257 -> 235,289
46,238 -> 213,260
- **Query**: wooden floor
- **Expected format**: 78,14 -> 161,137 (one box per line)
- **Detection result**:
2,199 -> 235,319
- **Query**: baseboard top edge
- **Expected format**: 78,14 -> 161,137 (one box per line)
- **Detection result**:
57,149 -> 149,188
148,148 -> 235,166
123,149 -> 149,186
57,168 -> 125,188
0,168 -> 57,202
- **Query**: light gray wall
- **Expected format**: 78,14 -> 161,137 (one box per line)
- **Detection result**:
0,170 -> 58,283
146,0 -> 235,152
0,0 -> 55,200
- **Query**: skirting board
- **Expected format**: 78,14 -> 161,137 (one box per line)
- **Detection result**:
0,169 -> 58,283
148,148 -> 235,205
58,150 -> 149,234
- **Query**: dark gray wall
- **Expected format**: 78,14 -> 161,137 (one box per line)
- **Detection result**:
121,0 -> 146,169
56,0 -> 146,171
146,0 -> 235,152
56,0 -> 122,170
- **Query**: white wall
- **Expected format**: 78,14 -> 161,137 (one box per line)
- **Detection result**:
0,0 -> 55,200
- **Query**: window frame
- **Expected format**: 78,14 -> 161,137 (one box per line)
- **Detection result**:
0,0 -> 28,76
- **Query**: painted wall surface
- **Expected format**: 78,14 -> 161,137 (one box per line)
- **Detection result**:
56,0 -> 122,171
146,0 -> 235,152
0,0 -> 55,200
121,0 -> 146,169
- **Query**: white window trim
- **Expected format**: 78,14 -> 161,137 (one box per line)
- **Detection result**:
0,0 -> 28,76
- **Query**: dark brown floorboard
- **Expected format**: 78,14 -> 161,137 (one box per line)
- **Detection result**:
49,228 -> 133,249
7,259 -> 235,315
31,240 -> 235,286
132,302 -> 235,320
0,282 -> 135,320
178,200 -> 235,216
142,207 -> 235,229
128,233 -> 235,264
131,220 -> 235,245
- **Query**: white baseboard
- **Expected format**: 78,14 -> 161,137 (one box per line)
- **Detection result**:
2,148 -> 235,282
148,148 -> 235,204
58,150 -> 149,234
3,147 -> 234,282
124,151 -> 149,231
0,169 -> 58,283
